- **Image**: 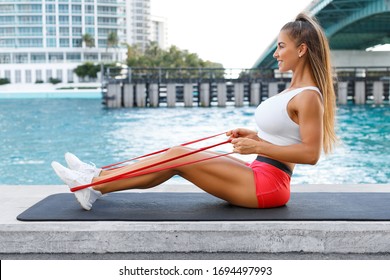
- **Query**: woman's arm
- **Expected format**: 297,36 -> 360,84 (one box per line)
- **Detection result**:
231,91 -> 324,165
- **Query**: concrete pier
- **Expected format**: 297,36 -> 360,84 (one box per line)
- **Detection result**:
103,80 -> 388,108
1,184 -> 390,259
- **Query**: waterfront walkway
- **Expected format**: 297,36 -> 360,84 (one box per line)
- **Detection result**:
1,184 -> 390,260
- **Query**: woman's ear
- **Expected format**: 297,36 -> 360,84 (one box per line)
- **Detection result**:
298,43 -> 308,58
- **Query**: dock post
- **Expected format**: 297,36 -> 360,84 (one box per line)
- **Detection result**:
200,83 -> 210,107
250,82 -> 261,106
149,83 -> 159,107
135,83 -> 146,107
354,81 -> 365,104
123,84 -> 134,107
106,83 -> 121,108
337,82 -> 348,105
373,81 -> 384,105
167,83 -> 176,107
183,83 -> 193,107
217,83 -> 227,107
268,82 -> 279,97
234,83 -> 244,107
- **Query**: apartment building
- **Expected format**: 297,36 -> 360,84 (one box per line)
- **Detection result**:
0,0 -> 155,84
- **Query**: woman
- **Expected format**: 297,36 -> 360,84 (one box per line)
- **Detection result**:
52,13 -> 336,211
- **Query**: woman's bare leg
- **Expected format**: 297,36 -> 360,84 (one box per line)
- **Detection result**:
99,150 -> 247,177
92,146 -> 258,208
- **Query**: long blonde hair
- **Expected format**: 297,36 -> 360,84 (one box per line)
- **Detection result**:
282,13 -> 337,153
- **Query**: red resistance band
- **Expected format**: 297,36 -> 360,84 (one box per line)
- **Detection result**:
70,133 -> 233,192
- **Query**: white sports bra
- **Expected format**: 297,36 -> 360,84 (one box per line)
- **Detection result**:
255,86 -> 322,146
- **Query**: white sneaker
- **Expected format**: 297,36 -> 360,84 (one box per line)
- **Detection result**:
51,161 -> 102,211
65,152 -> 102,177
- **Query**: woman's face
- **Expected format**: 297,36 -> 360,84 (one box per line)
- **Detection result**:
273,30 -> 300,72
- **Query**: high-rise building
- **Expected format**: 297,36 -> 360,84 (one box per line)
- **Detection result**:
150,15 -> 168,50
0,0 -> 154,84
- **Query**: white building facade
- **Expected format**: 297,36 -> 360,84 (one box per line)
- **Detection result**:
0,0 -> 156,84
150,15 -> 168,50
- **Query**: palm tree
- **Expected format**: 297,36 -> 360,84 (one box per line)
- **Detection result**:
106,31 -> 119,61
106,32 -> 118,50
82,33 -> 95,48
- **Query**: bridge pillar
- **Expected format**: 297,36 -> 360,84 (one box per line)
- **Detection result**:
337,82 -> 348,105
234,83 -> 244,107
200,83 -> 210,107
373,81 -> 384,105
167,83 -> 176,107
183,84 -> 193,107
354,81 -> 365,104
149,83 -> 159,107
217,83 -> 227,107
268,82 -> 279,97
106,83 -> 121,108
250,82 -> 261,106
123,84 -> 134,107
135,83 -> 146,107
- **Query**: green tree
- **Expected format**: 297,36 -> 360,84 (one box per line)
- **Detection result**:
74,62 -> 101,80
107,31 -> 119,51
82,33 -> 95,48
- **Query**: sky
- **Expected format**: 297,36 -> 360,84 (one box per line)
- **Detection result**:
151,0 -> 314,69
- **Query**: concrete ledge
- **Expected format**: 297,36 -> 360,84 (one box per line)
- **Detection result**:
1,184 -> 390,257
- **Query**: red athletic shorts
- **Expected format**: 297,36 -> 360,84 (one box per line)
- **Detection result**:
248,156 -> 292,208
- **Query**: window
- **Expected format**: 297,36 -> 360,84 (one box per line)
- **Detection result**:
0,16 -> 14,25
36,69 -> 42,82
49,53 -> 64,62
84,53 -> 98,61
66,53 -> 81,62
47,26 -> 56,36
72,27 -> 82,36
18,38 -> 43,48
46,69 -> 52,82
14,53 -> 28,63
56,70 -> 63,81
46,4 -> 55,13
71,5 -> 81,14
25,70 -> 32,83
46,38 -> 56,47
67,69 -> 74,83
60,38 -> 69,47
31,53 -> 46,63
59,27 -> 69,36
59,4 -> 69,13
15,70 -> 21,83
0,54 -> 11,64
4,70 -> 11,80
72,38 -> 82,47
46,15 -> 56,24
18,16 -> 42,24
72,16 -> 82,25
59,16 -> 69,25
85,27 -> 95,35
85,5 -> 94,14
85,16 -> 94,25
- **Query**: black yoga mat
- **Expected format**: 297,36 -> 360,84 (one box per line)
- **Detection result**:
17,192 -> 390,222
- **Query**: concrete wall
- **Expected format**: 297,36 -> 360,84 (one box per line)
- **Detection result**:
331,50 -> 390,68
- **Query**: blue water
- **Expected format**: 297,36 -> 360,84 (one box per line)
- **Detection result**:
0,98 -> 389,185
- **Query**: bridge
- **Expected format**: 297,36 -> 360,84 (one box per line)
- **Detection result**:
253,0 -> 390,69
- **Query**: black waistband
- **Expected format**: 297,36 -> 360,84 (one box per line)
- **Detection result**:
255,156 -> 292,176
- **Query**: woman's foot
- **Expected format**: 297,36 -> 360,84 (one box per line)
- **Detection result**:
65,152 -> 102,177
51,161 -> 102,210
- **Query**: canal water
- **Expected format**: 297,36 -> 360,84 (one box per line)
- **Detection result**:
0,98 -> 388,185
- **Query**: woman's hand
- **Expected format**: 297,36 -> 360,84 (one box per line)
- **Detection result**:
231,137 -> 261,155
226,128 -> 258,140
